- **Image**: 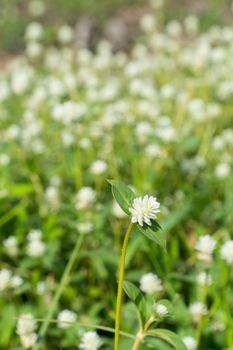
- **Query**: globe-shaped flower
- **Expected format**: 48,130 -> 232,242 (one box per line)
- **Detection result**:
129,195 -> 160,226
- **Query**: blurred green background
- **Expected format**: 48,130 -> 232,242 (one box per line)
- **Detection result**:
0,0 -> 232,53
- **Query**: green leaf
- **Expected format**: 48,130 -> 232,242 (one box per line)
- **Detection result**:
123,280 -> 141,302
108,180 -> 135,215
135,221 -> 166,250
123,280 -> 148,324
147,329 -> 188,350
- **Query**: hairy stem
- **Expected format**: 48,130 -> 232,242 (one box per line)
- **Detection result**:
132,317 -> 155,350
114,222 -> 134,350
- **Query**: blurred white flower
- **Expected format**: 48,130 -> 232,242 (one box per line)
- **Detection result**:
140,273 -> 163,294
20,333 -> 37,348
182,336 -> 197,350
0,269 -> 12,291
80,331 -> 102,350
197,272 -> 212,286
57,25 -> 74,44
27,231 -> 46,257
25,22 -> 43,41
3,236 -> 18,256
78,222 -> 93,235
129,195 -> 160,226
75,187 -> 96,210
90,160 -> 108,175
155,303 -> 168,317
220,241 -> 233,265
189,302 -> 207,323
195,235 -> 216,262
17,314 -> 37,335
215,163 -> 231,179
57,310 -> 77,328
11,275 -> 23,288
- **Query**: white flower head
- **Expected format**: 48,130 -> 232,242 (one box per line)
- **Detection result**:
189,302 -> 207,323
195,235 -> 216,262
75,187 -> 96,210
90,160 -> 108,175
140,273 -> 163,294
17,313 -> 37,336
182,336 -> 197,350
80,331 -> 102,350
196,272 -> 212,286
129,195 -> 160,227
155,303 -> 168,317
57,309 -> 77,328
0,268 -> 12,291
220,240 -> 233,265
20,333 -> 37,348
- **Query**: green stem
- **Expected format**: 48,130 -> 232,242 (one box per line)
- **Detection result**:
132,317 -> 155,350
196,278 -> 208,346
114,222 -> 134,350
15,317 -> 135,340
32,235 -> 83,350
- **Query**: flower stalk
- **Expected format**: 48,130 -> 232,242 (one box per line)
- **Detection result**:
114,222 -> 134,350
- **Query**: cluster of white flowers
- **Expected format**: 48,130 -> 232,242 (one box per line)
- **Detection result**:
57,309 -> 77,328
0,268 -> 23,291
27,229 -> 46,257
140,272 -> 163,294
16,313 -> 37,348
79,331 -> 102,350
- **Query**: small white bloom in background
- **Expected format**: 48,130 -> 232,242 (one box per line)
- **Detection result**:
25,22 -> 43,41
129,195 -> 160,227
155,303 -> 168,317
11,275 -> 23,288
215,163 -> 231,179
140,14 -> 156,32
3,236 -> 18,257
80,331 -> 102,350
140,273 -> 163,294
45,186 -> 60,211
75,187 -> 96,210
195,235 -> 216,262
220,240 -> 233,265
26,41 -> 42,58
17,313 -> 37,336
112,201 -> 127,219
0,153 -> 10,166
90,160 -> 108,175
27,230 -> 46,257
0,268 -> 12,291
197,272 -> 212,286
189,302 -> 207,323
57,310 -> 77,328
78,221 -> 93,235
36,281 -> 47,294
20,333 -> 37,349
182,336 -> 197,350
57,25 -> 74,44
